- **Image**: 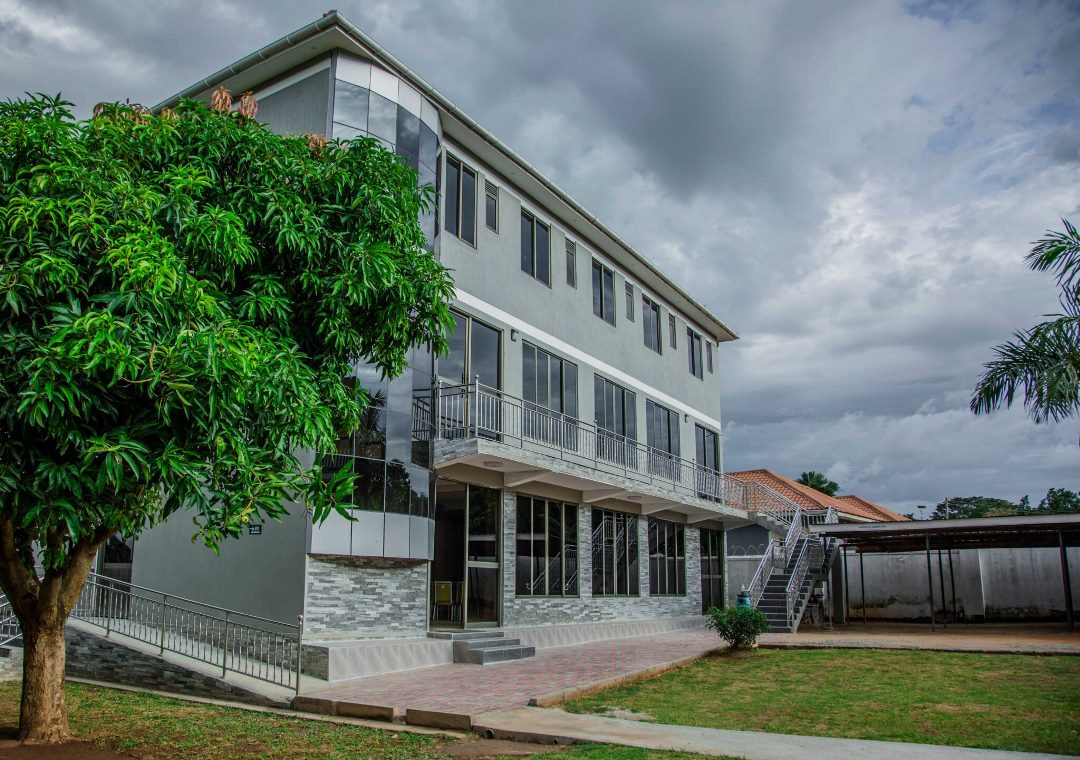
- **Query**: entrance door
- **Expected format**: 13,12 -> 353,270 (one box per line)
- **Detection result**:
430,481 -> 501,628
700,528 -> 724,613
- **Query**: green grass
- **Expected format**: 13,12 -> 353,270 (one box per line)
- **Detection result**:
0,680 -> 718,759
563,648 -> 1080,755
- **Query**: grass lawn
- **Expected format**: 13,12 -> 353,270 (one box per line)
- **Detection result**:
0,680 -> 715,759
564,648 -> 1080,755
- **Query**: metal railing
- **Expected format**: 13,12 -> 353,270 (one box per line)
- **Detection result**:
746,539 -> 777,606
785,538 -> 811,629
71,573 -> 303,693
0,593 -> 18,649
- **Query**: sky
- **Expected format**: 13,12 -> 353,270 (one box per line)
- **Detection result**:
2,0 -> 1078,514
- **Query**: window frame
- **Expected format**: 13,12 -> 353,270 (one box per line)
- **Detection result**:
648,517 -> 686,596
642,295 -> 662,353
484,180 -> 499,233
565,239 -> 577,288
591,507 -> 640,597
687,328 -> 704,379
669,314 -> 677,349
625,282 -> 635,321
591,260 -> 616,326
520,208 -> 551,286
444,153 -> 477,247
706,341 -> 714,373
516,496 -> 579,597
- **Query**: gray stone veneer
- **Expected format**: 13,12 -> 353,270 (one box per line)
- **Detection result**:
501,491 -> 702,626
64,627 -> 276,705
304,554 -> 428,639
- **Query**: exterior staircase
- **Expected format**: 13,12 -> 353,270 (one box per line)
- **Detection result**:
743,490 -> 841,634
429,630 -> 536,664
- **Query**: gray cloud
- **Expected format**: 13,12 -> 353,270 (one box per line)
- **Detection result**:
2,0 -> 1077,511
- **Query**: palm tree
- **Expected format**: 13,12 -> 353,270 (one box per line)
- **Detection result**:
971,219 -> 1080,425
797,471 -> 839,496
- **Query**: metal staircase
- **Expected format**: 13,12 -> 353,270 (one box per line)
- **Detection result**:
744,495 -> 840,633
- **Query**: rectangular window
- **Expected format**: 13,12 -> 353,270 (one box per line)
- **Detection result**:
520,210 -> 551,285
523,342 -> 578,448
591,508 -> 639,596
594,375 -> 637,466
516,497 -> 578,596
444,155 -> 476,245
643,296 -> 661,353
648,518 -> 685,596
591,261 -> 616,325
625,283 -> 635,321
695,424 -> 720,500
700,528 -> 724,612
565,239 -> 577,287
646,399 -> 680,480
706,341 -> 714,373
687,328 -> 703,379
484,180 -> 498,232
669,315 -> 677,349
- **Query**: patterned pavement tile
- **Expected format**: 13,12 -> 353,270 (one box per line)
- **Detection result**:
308,629 -> 720,715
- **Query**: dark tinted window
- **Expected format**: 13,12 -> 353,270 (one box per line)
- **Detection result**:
367,91 -> 397,146
395,105 -> 420,158
643,296 -> 661,353
591,261 -> 616,325
520,211 -> 550,285
445,157 -> 460,237
334,80 -> 369,130
460,166 -> 476,245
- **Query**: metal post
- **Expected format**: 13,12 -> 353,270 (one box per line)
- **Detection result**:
937,549 -> 948,628
104,581 -> 112,638
859,551 -> 866,624
842,543 -> 850,624
159,594 -> 168,654
948,549 -> 958,624
295,615 -> 304,696
925,535 -> 935,632
1060,530 -> 1074,633
222,611 -> 230,677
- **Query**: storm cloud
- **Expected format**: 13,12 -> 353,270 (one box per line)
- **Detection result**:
3,0 -> 1078,513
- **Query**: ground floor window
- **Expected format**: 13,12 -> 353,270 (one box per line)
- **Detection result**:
591,508 -> 639,596
700,528 -> 724,612
648,518 -> 685,596
515,497 -> 579,596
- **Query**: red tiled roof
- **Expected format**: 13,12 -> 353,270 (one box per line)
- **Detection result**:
727,469 -> 908,523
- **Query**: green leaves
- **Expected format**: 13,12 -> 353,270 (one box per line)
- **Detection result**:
0,94 -> 453,573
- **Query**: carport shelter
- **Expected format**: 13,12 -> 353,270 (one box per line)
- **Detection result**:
816,514 -> 1080,631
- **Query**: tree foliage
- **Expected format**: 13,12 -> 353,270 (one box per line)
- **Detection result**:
797,470 -> 839,497
0,92 -> 453,740
971,219 -> 1080,426
916,489 -> 1080,519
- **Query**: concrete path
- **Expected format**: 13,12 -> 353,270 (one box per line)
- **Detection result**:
473,707 -> 1074,760
302,628 -> 720,726
761,622 -> 1080,655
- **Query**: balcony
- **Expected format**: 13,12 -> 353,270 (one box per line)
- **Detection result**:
413,382 -> 758,523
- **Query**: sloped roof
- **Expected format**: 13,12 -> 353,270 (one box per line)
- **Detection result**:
727,469 -> 907,523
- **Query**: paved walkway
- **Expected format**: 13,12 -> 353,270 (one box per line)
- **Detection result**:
305,628 -> 720,719
760,622 -> 1080,654
473,707 -> 1074,760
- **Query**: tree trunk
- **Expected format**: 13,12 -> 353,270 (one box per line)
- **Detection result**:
18,621 -> 71,742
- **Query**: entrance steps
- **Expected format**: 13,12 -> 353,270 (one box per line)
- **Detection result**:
429,631 -> 535,665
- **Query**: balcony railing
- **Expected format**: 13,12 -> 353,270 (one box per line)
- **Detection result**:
415,380 -> 804,521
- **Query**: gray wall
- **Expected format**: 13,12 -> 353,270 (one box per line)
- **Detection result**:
727,524 -> 770,556
255,62 -> 332,137
440,138 -> 724,466
501,491 -> 702,626
841,547 -> 1080,622
725,555 -> 763,606
303,554 -> 429,639
131,499 -> 308,624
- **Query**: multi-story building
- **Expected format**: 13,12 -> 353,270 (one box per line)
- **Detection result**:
129,12 -> 792,658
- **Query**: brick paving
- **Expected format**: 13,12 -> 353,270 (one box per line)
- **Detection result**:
306,628 -> 720,716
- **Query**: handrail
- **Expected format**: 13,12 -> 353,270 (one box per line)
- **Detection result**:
71,573 -> 304,693
785,538 -> 811,628
746,539 -> 776,606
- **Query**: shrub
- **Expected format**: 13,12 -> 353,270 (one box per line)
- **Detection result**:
706,606 -> 770,649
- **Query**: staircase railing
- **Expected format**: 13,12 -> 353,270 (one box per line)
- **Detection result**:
0,593 -> 19,649
785,538 -> 811,629
746,539 -> 776,606
71,573 -> 304,693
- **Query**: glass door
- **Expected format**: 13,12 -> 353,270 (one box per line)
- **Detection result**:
431,481 -> 501,628
438,311 -> 501,438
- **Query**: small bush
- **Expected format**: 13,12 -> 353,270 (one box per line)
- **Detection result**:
706,606 -> 769,649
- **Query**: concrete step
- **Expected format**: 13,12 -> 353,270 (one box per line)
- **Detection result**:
428,630 -> 505,641
459,644 -> 536,665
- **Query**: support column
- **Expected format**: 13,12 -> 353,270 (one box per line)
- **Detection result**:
859,551 -> 866,624
937,549 -> 948,628
948,549 -> 958,624
1060,530 -> 1074,633
842,544 -> 850,625
925,535 -> 935,632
